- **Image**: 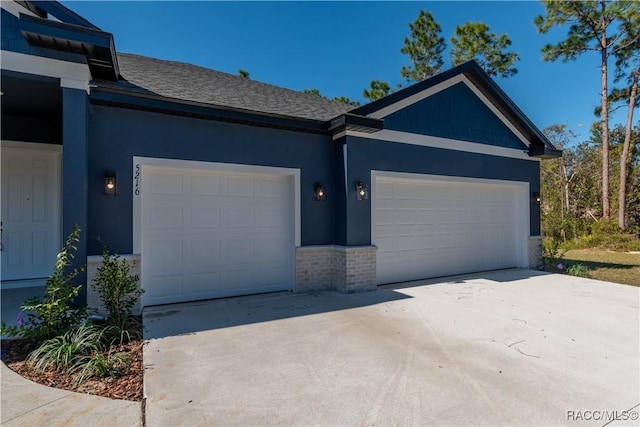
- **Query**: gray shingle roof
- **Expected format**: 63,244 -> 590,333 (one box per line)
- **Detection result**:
96,53 -> 352,122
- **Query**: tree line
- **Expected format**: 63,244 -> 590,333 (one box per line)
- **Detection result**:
241,1 -> 639,235
537,1 -> 639,234
296,11 -> 520,104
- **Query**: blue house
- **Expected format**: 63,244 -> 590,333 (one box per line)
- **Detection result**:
1,1 -> 560,309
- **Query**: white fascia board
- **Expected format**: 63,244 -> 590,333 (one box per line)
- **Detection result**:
368,74 -> 530,148
1,50 -> 90,92
346,129 -> 538,162
1,0 -> 40,18
1,140 -> 63,152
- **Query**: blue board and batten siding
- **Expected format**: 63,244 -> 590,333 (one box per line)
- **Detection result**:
88,106 -> 337,255
384,82 -> 526,150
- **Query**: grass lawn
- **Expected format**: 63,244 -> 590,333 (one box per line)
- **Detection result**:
556,249 -> 640,287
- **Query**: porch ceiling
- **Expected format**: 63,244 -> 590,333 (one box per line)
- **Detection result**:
1,71 -> 61,119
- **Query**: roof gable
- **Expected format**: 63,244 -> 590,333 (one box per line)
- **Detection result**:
352,61 -> 561,158
384,80 -> 527,150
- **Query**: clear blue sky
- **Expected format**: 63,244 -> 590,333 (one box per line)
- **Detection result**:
62,1 -> 629,143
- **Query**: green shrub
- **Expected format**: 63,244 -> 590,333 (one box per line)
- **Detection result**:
1,226 -> 87,340
565,263 -> 590,277
91,248 -> 142,341
542,236 -> 566,270
573,219 -> 640,251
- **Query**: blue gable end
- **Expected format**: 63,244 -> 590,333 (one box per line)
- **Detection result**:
384,82 -> 527,150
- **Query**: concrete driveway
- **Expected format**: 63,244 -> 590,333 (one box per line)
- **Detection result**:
143,269 -> 640,426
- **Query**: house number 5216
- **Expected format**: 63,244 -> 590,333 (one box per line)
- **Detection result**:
134,164 -> 141,196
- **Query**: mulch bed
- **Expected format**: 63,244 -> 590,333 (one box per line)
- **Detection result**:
1,317 -> 144,402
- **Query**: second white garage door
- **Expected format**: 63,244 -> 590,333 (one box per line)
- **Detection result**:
374,174 -> 527,284
140,165 -> 295,306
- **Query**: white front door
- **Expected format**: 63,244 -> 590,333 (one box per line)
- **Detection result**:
1,142 -> 62,285
374,173 -> 528,284
140,164 -> 295,306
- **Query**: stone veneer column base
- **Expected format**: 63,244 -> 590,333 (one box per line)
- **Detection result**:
295,245 -> 377,293
332,246 -> 377,293
87,254 -> 142,316
527,236 -> 543,269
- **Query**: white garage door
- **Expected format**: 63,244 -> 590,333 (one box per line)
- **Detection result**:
374,174 -> 526,284
141,165 -> 294,306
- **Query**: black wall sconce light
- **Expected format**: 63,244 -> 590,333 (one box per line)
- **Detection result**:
314,183 -> 326,201
104,172 -> 117,196
356,181 -> 368,200
533,191 -> 541,205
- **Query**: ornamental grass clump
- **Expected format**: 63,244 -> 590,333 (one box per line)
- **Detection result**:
27,325 -> 103,373
27,325 -> 131,383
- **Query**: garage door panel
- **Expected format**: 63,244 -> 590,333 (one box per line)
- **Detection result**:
146,274 -> 183,302
188,175 -> 220,196
375,176 -> 522,284
394,235 -> 415,251
395,184 -> 418,200
226,209 -> 254,228
376,181 -> 394,198
189,239 -> 222,266
227,176 -> 255,196
146,205 -> 184,229
184,272 -> 221,294
224,238 -> 255,260
395,209 -> 415,225
141,166 -> 294,306
190,207 -> 221,228
252,266 -> 289,285
255,238 -> 289,261
376,209 -> 394,225
144,239 -> 184,271
256,208 -> 287,228
259,179 -> 289,197
375,236 -> 394,253
147,172 -> 183,195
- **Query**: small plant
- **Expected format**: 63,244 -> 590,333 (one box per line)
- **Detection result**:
565,263 -> 590,277
1,226 -> 87,340
91,247 -> 142,342
76,351 -> 130,383
100,323 -> 139,346
542,236 -> 566,270
27,325 -> 103,373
